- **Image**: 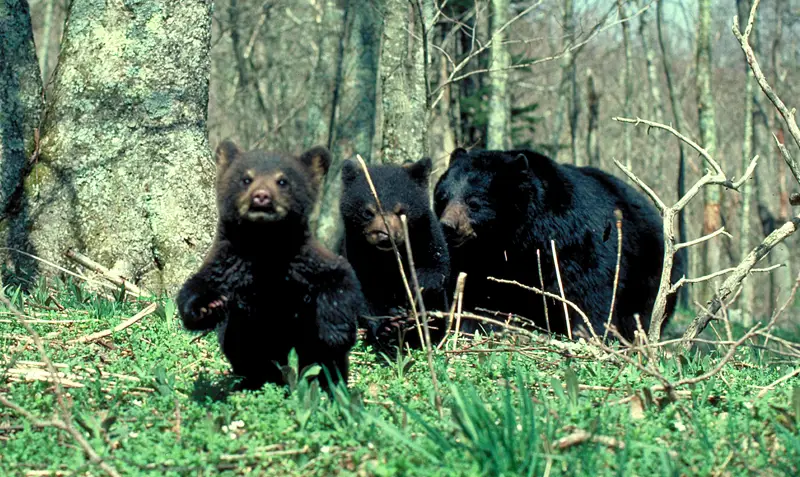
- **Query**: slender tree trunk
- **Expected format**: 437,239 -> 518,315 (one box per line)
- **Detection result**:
0,0 -> 43,215
551,0 -> 575,161
618,0 -> 633,170
305,1 -> 339,149
6,0 -> 215,293
585,68 -> 599,166
697,0 -> 722,295
656,0 -> 688,309
638,0 -> 664,122
735,0 -> 755,324
486,0 -> 509,150
315,0 -> 381,249
379,0 -> 429,164
769,0 -> 793,308
428,25 -> 456,181
38,0 -> 56,85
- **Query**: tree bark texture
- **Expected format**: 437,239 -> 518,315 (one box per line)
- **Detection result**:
736,0 -> 754,324
656,0 -> 688,309
486,0 -> 509,151
314,0 -> 381,249
0,0 -> 43,214
379,0 -> 428,165
618,0 -> 632,170
696,0 -> 722,293
5,0 -> 215,294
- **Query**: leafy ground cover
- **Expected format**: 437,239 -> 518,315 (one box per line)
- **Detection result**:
1,278 -> 798,476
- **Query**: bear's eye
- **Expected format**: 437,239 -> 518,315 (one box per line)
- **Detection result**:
466,197 -> 481,211
242,177 -> 252,186
277,178 -> 289,188
361,208 -> 374,220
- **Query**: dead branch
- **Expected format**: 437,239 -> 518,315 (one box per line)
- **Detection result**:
681,216 -> 800,349
68,303 -> 157,344
669,264 -> 782,294
674,227 -> 731,250
733,0 -> 800,162
64,249 -> 144,296
604,210 -> 623,342
613,116 -> 760,343
553,429 -> 625,450
755,367 -> 800,400
399,214 -> 444,419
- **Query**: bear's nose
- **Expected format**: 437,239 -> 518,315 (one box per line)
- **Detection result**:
251,190 -> 272,207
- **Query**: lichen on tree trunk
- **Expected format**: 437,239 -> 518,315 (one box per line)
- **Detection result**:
379,0 -> 428,165
0,0 -> 43,213
5,0 -> 215,294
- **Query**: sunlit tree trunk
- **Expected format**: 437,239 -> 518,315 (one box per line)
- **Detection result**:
551,0 -> 575,161
0,0 -> 43,214
638,0 -> 663,122
736,0 -> 755,324
379,0 -> 429,164
5,0 -> 215,293
697,0 -> 722,294
486,0 -> 509,150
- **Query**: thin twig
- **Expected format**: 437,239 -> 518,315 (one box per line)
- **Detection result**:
400,215 -> 443,419
354,155 -> 423,346
550,240 -> 573,340
536,249 -> 550,334
604,210 -> 623,342
64,249 -> 144,296
674,226 -> 731,250
755,367 -> 800,400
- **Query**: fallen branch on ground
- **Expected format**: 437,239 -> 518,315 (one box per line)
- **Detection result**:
65,249 -> 144,297
68,302 -> 157,344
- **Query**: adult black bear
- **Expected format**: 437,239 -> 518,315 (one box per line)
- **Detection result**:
433,148 -> 684,341
177,140 -> 364,390
339,158 -> 450,351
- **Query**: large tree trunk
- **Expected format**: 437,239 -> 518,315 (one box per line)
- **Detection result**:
4,0 -> 215,294
0,0 -> 43,214
486,0 -> 509,150
697,0 -> 722,296
379,0 -> 429,165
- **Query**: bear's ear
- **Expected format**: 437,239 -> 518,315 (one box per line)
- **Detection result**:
216,139 -> 242,173
510,153 -> 529,173
403,157 -> 432,185
340,159 -> 360,185
449,147 -> 469,165
299,146 -> 332,187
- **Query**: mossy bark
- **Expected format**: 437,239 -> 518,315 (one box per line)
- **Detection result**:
0,0 -> 43,213
379,0 -> 428,165
6,0 -> 215,294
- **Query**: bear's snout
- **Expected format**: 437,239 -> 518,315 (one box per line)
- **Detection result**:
440,202 -> 475,246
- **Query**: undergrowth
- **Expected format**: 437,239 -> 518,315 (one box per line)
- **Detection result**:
0,278 -> 798,476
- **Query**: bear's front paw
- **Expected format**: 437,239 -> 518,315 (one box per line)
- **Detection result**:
177,283 -> 228,331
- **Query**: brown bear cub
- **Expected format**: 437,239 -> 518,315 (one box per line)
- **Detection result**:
339,158 -> 450,353
177,140 -> 364,390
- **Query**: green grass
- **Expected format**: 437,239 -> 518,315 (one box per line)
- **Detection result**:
1,279 -> 798,476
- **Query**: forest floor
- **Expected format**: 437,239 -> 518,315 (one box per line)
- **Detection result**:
1,280 -> 799,476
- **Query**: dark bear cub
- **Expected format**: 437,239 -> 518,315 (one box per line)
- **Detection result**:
339,158 -> 450,351
177,140 -> 364,390
434,148 -> 685,341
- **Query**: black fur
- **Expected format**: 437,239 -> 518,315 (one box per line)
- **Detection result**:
433,148 -> 685,341
340,158 -> 450,350
177,142 -> 363,390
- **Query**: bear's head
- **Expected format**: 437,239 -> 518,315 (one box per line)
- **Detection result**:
340,157 -> 432,252
214,140 -> 330,230
433,148 -> 539,248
